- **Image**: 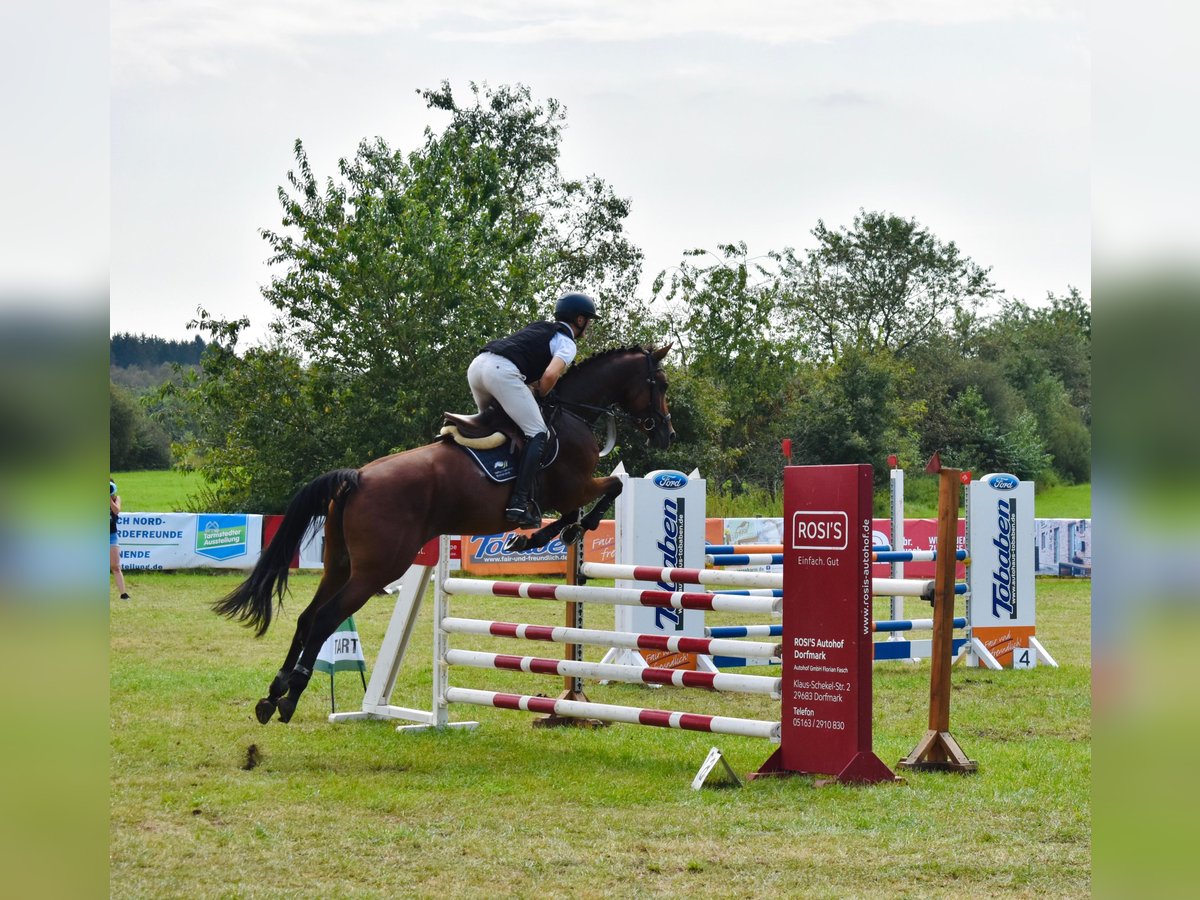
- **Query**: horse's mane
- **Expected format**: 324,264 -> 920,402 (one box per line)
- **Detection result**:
559,345 -> 653,388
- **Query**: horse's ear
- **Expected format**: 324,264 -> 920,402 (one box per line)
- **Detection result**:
651,344 -> 672,362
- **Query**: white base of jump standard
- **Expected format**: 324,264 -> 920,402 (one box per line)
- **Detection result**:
327,563 -> 478,731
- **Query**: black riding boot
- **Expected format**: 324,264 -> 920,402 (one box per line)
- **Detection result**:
505,433 -> 547,527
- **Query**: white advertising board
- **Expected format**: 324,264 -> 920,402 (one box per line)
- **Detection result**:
604,467 -> 713,672
117,512 -> 264,570
966,473 -> 1055,667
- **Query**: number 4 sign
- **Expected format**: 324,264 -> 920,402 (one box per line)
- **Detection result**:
1012,645 -> 1037,669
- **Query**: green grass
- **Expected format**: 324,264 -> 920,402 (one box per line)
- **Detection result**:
110,572 -> 1091,897
1033,483 -> 1092,519
885,475 -> 1091,519
111,468 -> 204,512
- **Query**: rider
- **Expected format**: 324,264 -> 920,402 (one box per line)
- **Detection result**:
467,292 -> 598,527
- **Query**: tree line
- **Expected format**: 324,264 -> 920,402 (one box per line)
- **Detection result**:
110,335 -> 209,470
111,333 -> 207,368
139,82 -> 1088,514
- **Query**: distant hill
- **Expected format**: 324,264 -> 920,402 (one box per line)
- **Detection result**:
110,333 -> 207,368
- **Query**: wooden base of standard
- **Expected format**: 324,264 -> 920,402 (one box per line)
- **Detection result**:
897,729 -> 978,773
533,541 -> 606,729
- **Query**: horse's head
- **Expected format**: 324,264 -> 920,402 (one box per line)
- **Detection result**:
556,344 -> 677,449
620,345 -> 676,450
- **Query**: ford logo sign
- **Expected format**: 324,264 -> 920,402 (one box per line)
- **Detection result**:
651,471 -> 688,490
986,473 -> 1020,491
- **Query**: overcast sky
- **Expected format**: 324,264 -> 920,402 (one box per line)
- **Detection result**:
108,1 -> 1089,343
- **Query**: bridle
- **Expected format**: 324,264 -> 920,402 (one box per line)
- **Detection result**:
632,348 -> 671,436
545,348 -> 671,440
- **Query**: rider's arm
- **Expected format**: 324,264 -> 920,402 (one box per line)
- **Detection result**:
533,357 -> 568,397
535,329 -> 577,396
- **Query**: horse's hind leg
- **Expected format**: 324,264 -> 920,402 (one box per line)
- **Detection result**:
273,569 -> 386,723
255,557 -> 349,724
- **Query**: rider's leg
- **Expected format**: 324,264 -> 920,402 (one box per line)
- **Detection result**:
466,354 -> 498,413
505,431 -> 547,526
470,354 -> 550,527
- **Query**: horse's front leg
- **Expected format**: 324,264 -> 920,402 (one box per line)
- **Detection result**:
565,477 -> 623,543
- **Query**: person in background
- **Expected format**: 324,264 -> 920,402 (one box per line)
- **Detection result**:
466,292 -> 598,527
110,478 -> 129,600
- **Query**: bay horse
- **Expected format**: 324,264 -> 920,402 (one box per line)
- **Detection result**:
215,345 -> 675,724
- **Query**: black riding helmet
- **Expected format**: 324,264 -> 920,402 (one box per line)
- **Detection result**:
554,292 -> 598,322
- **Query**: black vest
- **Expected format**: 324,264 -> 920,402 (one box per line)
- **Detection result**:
481,321 -> 574,383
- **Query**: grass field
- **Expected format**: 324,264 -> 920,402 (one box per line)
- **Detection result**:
111,469 -> 205,512
110,569 -> 1091,897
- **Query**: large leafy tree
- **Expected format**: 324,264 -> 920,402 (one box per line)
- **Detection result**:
177,82 -> 646,511
260,81 -> 644,443
777,210 -> 999,361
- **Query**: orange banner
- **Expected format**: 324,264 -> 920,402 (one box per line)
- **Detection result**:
972,625 -> 1038,667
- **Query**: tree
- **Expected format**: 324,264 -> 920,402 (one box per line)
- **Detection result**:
777,210 -> 999,361
179,82 -> 647,511
931,386 -> 1050,481
110,333 -> 206,368
785,349 -> 925,486
972,288 -> 1091,480
110,382 -> 171,470
650,243 -> 806,490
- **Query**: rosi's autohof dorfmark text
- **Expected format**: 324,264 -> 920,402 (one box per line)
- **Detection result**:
790,511 -> 849,551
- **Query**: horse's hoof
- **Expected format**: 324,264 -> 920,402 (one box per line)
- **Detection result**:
504,533 -> 530,552
255,698 -> 276,725
561,524 -> 582,545
276,698 -> 297,723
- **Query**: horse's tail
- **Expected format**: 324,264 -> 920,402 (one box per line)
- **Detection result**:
213,468 -> 360,637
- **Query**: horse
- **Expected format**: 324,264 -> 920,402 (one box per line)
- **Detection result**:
214,345 -> 676,724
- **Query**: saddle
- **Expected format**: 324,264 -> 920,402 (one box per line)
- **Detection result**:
439,405 -> 560,485
439,405 -> 522,451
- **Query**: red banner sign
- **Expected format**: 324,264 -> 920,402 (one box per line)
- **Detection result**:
764,464 -> 895,783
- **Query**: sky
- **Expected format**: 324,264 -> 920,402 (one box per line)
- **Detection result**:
106,0 -> 1090,343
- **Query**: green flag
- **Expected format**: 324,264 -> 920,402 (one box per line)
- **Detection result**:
314,616 -> 366,675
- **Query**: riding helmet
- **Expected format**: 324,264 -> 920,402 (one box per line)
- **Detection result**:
554,292 -> 598,322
